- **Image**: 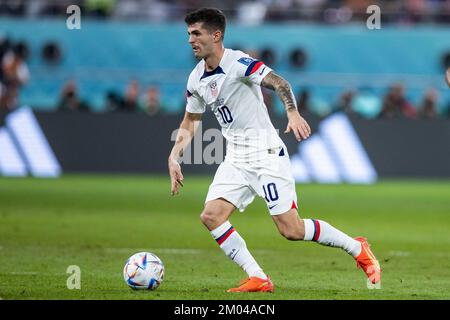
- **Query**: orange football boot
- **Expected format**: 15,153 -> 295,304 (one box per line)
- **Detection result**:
354,237 -> 382,284
227,276 -> 274,293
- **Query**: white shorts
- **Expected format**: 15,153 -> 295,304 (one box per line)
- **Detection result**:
205,147 -> 298,215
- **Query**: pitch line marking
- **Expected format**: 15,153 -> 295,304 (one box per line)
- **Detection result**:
387,251 -> 411,257
104,248 -> 276,255
7,272 -> 39,275
104,248 -> 204,255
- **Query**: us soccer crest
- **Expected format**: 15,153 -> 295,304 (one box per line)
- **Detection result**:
210,80 -> 218,97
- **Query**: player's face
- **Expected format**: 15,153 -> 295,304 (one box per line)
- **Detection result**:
187,23 -> 215,59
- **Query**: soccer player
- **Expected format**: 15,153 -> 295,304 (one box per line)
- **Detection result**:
168,8 -> 381,292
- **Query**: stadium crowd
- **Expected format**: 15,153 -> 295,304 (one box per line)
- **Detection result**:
53,78 -> 450,119
0,0 -> 450,24
0,38 -> 29,110
1,1 -> 449,118
0,36 -> 448,119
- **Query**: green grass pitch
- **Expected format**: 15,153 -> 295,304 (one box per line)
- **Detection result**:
0,175 -> 449,300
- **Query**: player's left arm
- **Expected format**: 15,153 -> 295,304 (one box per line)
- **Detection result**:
261,71 -> 311,141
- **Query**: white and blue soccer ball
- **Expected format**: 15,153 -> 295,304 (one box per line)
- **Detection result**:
123,252 -> 165,290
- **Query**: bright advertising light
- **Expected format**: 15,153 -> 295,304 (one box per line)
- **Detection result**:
6,108 -> 61,178
290,155 -> 311,183
320,113 -> 377,184
291,113 -> 377,184
0,128 -> 27,177
300,135 -> 342,184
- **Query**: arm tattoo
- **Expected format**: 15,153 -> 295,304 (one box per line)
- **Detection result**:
261,72 -> 297,112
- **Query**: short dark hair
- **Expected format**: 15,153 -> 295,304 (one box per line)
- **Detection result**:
185,8 -> 226,39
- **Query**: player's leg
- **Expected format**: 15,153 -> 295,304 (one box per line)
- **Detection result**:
271,209 -> 381,284
271,209 -> 361,257
203,162 -> 273,292
259,149 -> 381,284
200,199 -> 267,280
200,197 -> 235,230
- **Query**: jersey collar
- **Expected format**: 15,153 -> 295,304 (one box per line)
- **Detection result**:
200,48 -> 228,80
200,65 -> 225,80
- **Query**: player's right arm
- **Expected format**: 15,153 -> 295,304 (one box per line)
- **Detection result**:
168,111 -> 202,196
169,69 -> 205,196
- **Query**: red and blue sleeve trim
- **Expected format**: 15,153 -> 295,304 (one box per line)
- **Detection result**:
216,226 -> 235,245
245,60 -> 264,77
186,89 -> 193,98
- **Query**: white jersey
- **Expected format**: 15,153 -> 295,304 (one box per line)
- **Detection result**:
186,48 -> 286,163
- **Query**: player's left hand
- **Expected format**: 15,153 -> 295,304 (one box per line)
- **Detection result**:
285,110 -> 311,142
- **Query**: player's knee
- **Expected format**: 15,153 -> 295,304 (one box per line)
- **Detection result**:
199,209 -> 219,228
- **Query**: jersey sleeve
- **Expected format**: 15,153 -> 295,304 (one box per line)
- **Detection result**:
185,72 -> 206,114
235,55 -> 273,86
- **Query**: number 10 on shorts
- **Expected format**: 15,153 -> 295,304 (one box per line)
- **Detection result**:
263,183 -> 279,202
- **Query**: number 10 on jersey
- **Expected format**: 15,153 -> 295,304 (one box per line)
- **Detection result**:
263,183 -> 279,202
217,106 -> 233,124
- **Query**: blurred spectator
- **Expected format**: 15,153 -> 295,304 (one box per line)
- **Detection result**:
0,36 -> 11,97
39,0 -> 78,16
246,49 -> 260,60
343,0 -> 374,21
114,0 -> 142,19
265,0 -> 297,21
0,0 -> 26,16
0,41 -> 30,110
418,88 -> 439,119
435,0 -> 450,24
105,90 -> 124,111
139,86 -> 162,116
380,83 -> 417,119
297,0 -> 327,22
351,87 -> 382,119
310,96 -> 332,118
122,79 -> 139,111
402,0 -> 429,24
260,48 -> 276,67
237,1 -> 267,25
334,89 -> 355,114
0,0 -> 448,24
57,80 -> 89,112
297,88 -> 311,116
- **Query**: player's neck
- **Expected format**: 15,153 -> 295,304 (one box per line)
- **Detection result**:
204,46 -> 225,71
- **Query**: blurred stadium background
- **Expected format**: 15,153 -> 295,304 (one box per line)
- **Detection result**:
0,0 -> 449,180
0,0 -> 450,300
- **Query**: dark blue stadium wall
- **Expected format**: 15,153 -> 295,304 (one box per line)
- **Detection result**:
32,112 -> 450,178
2,110 -> 449,178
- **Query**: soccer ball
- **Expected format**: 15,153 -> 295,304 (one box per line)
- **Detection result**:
123,252 -> 165,290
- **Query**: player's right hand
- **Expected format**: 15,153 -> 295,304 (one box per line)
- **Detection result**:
285,110 -> 311,142
168,157 -> 184,196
